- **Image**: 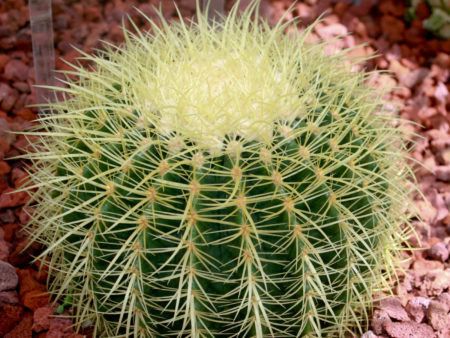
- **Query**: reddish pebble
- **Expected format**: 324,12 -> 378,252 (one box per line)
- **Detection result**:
428,242 -> 449,262
17,269 -> 46,298
426,300 -> 449,331
0,160 -> 11,175
0,188 -> 29,209
413,259 -> 444,277
0,260 -> 18,291
84,6 -> 102,22
4,312 -> 32,338
32,306 -> 54,332
379,297 -> 410,321
22,290 -> 49,311
0,54 -> 9,72
415,1 -> 430,20
4,59 -> 29,82
380,15 -> 405,43
435,166 -> 450,182
406,297 -> 430,323
14,108 -> 35,121
0,290 -> 19,306
383,321 -> 434,338
47,317 -> 74,338
371,309 -> 391,335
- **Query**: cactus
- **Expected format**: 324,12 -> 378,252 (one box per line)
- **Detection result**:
21,1 -> 417,337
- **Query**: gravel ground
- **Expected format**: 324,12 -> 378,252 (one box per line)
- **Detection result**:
0,0 -> 449,337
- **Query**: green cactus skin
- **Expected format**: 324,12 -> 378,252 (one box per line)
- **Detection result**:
21,1 -> 417,337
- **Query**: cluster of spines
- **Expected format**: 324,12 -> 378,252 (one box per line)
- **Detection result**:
18,1 -> 418,336
21,83 -> 415,337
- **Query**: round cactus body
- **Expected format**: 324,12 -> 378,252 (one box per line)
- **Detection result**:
22,2 -> 416,337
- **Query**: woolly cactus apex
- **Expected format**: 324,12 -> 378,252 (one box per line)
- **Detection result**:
20,1 -> 418,337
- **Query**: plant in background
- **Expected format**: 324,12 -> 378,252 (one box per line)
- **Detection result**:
20,1 -> 418,336
407,0 -> 450,39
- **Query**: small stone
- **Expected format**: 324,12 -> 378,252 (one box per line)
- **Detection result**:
428,242 -> 449,262
435,166 -> 450,182
423,270 -> 450,296
383,321 -> 434,338
437,292 -> 450,308
0,160 -> 11,175
3,305 -> 24,321
406,297 -> 430,323
413,259 -> 444,277
0,188 -> 29,209
1,95 -> 17,112
379,297 -> 410,321
3,59 -> 29,82
0,238 -> 11,261
32,306 -> 54,332
0,54 -> 9,72
0,260 -> 18,291
84,6 -> 102,22
12,82 -> 29,93
0,209 -> 16,223
0,290 -> 19,306
371,309 -> 391,335
22,290 -> 49,311
426,300 -> 449,331
17,269 -> 46,298
47,317 -> 74,338
400,67 -> 429,89
4,312 -> 32,338
14,108 -> 35,121
361,331 -> 378,338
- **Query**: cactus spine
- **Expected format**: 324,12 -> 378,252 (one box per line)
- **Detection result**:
21,1 -> 416,337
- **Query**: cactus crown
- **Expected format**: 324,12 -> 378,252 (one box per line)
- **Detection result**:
20,1 -> 418,337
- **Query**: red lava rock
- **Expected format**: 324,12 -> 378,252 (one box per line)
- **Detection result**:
12,81 -> 29,93
415,1 -> 430,20
22,290 -> 49,311
422,270 -> 450,297
84,6 -> 102,22
426,300 -> 450,331
428,242 -> 449,262
11,167 -> 27,188
3,59 -> 29,82
4,311 -> 32,338
0,317 -> 17,337
32,305 -> 54,333
350,0 -> 376,16
17,269 -> 46,298
14,108 -> 35,121
1,95 -> 17,112
413,259 -> 444,277
435,166 -> 450,182
383,321 -> 435,338
379,297 -> 410,321
379,0 -> 405,16
0,290 -> 19,306
399,67 -> 429,89
9,238 -> 39,266
47,317 -> 74,338
371,309 -> 391,335
406,296 -> 430,323
0,54 -> 9,72
0,188 -> 29,209
380,15 -> 405,43
0,260 -> 18,291
0,160 -> 11,175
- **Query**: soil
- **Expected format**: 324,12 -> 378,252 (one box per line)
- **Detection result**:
0,0 -> 449,337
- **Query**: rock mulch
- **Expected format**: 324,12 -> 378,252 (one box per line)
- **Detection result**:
0,0 -> 449,337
